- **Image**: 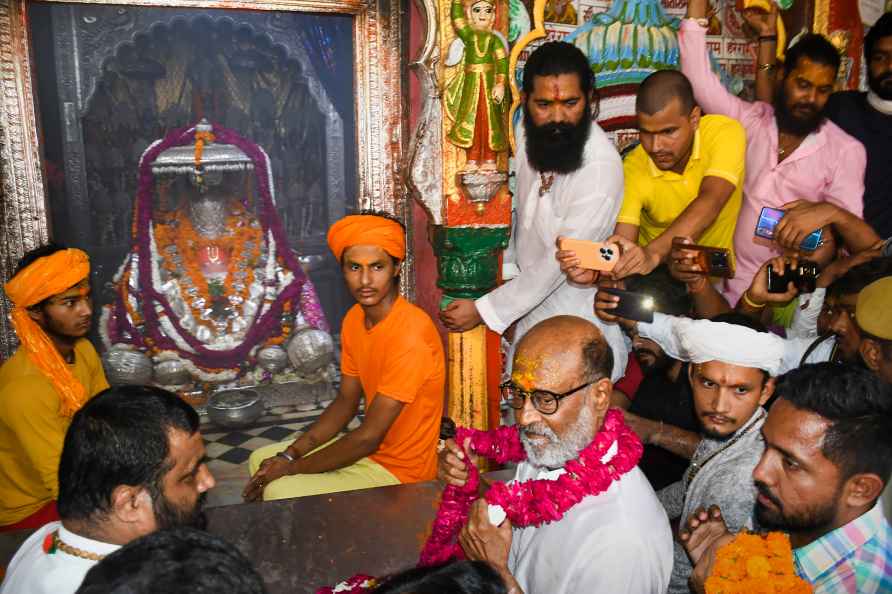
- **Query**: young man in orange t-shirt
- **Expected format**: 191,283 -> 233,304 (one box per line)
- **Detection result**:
244,214 -> 445,501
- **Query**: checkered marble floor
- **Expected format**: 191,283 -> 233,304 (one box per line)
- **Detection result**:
201,402 -> 365,508
202,404 -> 363,468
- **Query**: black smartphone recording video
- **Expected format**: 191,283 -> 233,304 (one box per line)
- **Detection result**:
599,287 -> 656,323
766,260 -> 819,294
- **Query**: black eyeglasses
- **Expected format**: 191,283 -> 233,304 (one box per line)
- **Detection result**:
500,380 -> 594,415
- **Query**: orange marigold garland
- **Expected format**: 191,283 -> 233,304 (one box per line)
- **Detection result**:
152,200 -> 263,329
706,531 -> 812,594
193,130 -> 216,168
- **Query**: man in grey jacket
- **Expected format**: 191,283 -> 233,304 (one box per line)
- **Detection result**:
599,299 -> 784,593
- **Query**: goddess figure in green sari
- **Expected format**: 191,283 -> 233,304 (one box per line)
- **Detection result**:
445,0 -> 510,171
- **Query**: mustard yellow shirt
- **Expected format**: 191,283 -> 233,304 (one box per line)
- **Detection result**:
0,339 -> 108,525
617,114 -> 746,261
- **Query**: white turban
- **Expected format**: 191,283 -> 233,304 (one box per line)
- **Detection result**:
638,313 -> 785,377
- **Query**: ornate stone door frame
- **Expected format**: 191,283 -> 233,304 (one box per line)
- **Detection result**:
0,0 -> 409,358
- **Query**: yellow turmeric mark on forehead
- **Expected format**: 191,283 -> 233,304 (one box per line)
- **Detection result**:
511,355 -> 541,391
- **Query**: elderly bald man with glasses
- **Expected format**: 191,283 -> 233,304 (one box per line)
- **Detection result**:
437,315 -> 673,594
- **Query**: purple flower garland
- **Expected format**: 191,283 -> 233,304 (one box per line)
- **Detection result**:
108,123 -> 329,371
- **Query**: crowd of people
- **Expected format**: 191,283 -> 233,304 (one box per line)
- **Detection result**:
1,3 -> 891,594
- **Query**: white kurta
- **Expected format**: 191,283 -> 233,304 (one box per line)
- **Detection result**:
0,522 -> 120,594
507,463 -> 674,594
475,121 -> 628,381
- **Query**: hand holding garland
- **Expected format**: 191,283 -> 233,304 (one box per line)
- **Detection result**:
438,437 -> 485,494
420,410 -> 642,567
459,500 -> 523,594
317,412 -> 641,594
679,505 -> 734,594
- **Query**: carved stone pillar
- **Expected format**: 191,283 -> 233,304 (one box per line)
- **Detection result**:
409,0 -> 513,431
0,0 -> 50,359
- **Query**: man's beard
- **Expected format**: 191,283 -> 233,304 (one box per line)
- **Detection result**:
519,404 -> 595,468
754,480 -> 837,535
154,490 -> 207,530
43,311 -> 90,342
700,418 -> 738,440
634,347 -> 672,377
869,70 -> 892,101
774,84 -> 825,136
523,101 -> 591,174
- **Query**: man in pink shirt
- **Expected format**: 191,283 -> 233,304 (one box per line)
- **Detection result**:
680,0 -> 878,304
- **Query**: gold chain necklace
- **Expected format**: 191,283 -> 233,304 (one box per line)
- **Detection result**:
685,409 -> 765,489
47,531 -> 107,562
777,135 -> 803,160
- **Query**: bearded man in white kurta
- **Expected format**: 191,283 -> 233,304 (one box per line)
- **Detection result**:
439,41 -> 628,381
438,316 -> 673,593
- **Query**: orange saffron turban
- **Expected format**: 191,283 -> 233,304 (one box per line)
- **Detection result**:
4,248 -> 91,417
327,215 -> 406,262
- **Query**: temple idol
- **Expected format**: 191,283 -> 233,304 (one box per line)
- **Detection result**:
100,120 -> 335,391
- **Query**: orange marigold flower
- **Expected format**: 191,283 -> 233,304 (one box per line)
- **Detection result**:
746,555 -> 772,579
705,532 -> 812,594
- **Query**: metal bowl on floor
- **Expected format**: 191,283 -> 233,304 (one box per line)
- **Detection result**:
207,389 -> 264,428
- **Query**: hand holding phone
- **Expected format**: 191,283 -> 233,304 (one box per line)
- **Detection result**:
755,207 -> 823,252
558,238 -> 621,272
598,287 -> 656,323
766,259 -> 819,293
670,237 -> 735,278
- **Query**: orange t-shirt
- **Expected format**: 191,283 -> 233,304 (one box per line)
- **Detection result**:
340,296 -> 445,483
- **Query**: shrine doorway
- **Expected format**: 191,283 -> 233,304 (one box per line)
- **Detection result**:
28,4 -> 358,336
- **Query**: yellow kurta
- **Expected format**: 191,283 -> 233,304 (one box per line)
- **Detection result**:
0,339 -> 108,525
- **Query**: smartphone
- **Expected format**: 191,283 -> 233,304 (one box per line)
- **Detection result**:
559,238 -> 620,272
599,287 -> 655,323
766,259 -> 819,294
754,207 -> 823,252
798,229 -> 823,252
671,238 -> 735,278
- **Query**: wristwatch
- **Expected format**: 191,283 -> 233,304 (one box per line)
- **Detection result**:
276,450 -> 296,463
686,17 -> 709,28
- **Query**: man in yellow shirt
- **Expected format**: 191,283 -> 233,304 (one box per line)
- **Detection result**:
608,70 -> 746,279
0,244 -> 108,530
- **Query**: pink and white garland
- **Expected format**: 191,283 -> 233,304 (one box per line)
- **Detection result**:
417,408 -> 643,566
314,410 -> 642,593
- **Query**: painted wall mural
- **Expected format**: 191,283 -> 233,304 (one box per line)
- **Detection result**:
513,0 -> 768,152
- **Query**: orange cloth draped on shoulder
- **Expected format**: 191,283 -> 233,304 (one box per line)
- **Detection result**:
3,249 -> 91,417
327,215 -> 406,262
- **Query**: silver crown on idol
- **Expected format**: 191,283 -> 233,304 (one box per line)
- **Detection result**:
151,119 -> 254,191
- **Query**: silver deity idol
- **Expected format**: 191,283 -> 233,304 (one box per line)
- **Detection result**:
101,120 -> 334,398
